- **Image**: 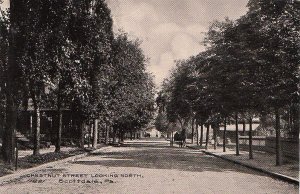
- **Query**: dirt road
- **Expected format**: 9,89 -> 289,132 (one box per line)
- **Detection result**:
0,142 -> 298,194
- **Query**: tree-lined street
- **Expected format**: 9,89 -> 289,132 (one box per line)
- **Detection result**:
0,0 -> 155,163
0,141 -> 298,194
156,0 -> 299,167
0,0 -> 299,193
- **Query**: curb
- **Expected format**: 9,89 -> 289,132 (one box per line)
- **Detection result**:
0,147 -> 104,184
201,150 -> 299,186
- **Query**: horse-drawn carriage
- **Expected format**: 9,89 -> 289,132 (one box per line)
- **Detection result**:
174,131 -> 186,147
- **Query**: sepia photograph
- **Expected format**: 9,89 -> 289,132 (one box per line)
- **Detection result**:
0,0 -> 299,193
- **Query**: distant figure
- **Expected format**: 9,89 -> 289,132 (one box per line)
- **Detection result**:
174,132 -> 186,147
180,131 -> 186,148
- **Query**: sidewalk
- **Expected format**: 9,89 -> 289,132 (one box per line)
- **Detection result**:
0,145 -> 109,184
0,144 -> 104,177
187,144 -> 299,185
17,145 -> 81,158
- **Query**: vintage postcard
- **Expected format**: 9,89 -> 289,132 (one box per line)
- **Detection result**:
0,0 -> 299,193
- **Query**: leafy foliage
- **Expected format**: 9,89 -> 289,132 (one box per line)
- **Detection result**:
1,0 -> 156,159
158,0 -> 299,137
111,33 -> 155,133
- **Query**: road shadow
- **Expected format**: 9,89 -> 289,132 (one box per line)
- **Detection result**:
72,143 -> 265,176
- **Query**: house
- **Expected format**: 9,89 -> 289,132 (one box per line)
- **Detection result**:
143,127 -> 161,138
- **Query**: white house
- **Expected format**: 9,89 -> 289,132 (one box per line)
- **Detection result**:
143,127 -> 161,138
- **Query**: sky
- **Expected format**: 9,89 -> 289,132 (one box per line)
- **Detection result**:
1,0 -> 249,87
106,0 -> 249,87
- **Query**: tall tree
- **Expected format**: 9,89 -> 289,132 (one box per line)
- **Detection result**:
2,0 -> 24,163
111,33 -> 155,142
52,0 -> 115,150
0,8 -> 8,146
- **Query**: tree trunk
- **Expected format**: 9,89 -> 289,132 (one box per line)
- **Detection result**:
2,94 -> 16,164
181,119 -> 189,146
92,119 -> 98,148
118,130 -> 122,143
120,130 -> 124,143
55,84 -> 62,153
292,103 -> 299,138
235,113 -> 240,156
288,107 -> 291,134
105,124 -> 109,145
102,125 -> 105,140
205,124 -> 210,150
223,117 -> 227,152
243,120 -> 246,136
196,121 -> 199,146
171,131 -> 174,146
33,106 -> 40,155
90,122 -> 94,144
113,127 -> 117,144
2,0 -> 19,164
200,124 -> 203,146
55,109 -> 62,152
88,122 -> 91,148
0,112 -> 4,143
275,108 -> 282,166
191,118 -> 194,144
249,117 -> 253,159
30,114 -> 33,135
213,126 -> 217,150
78,121 -> 85,149
104,124 -> 107,144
